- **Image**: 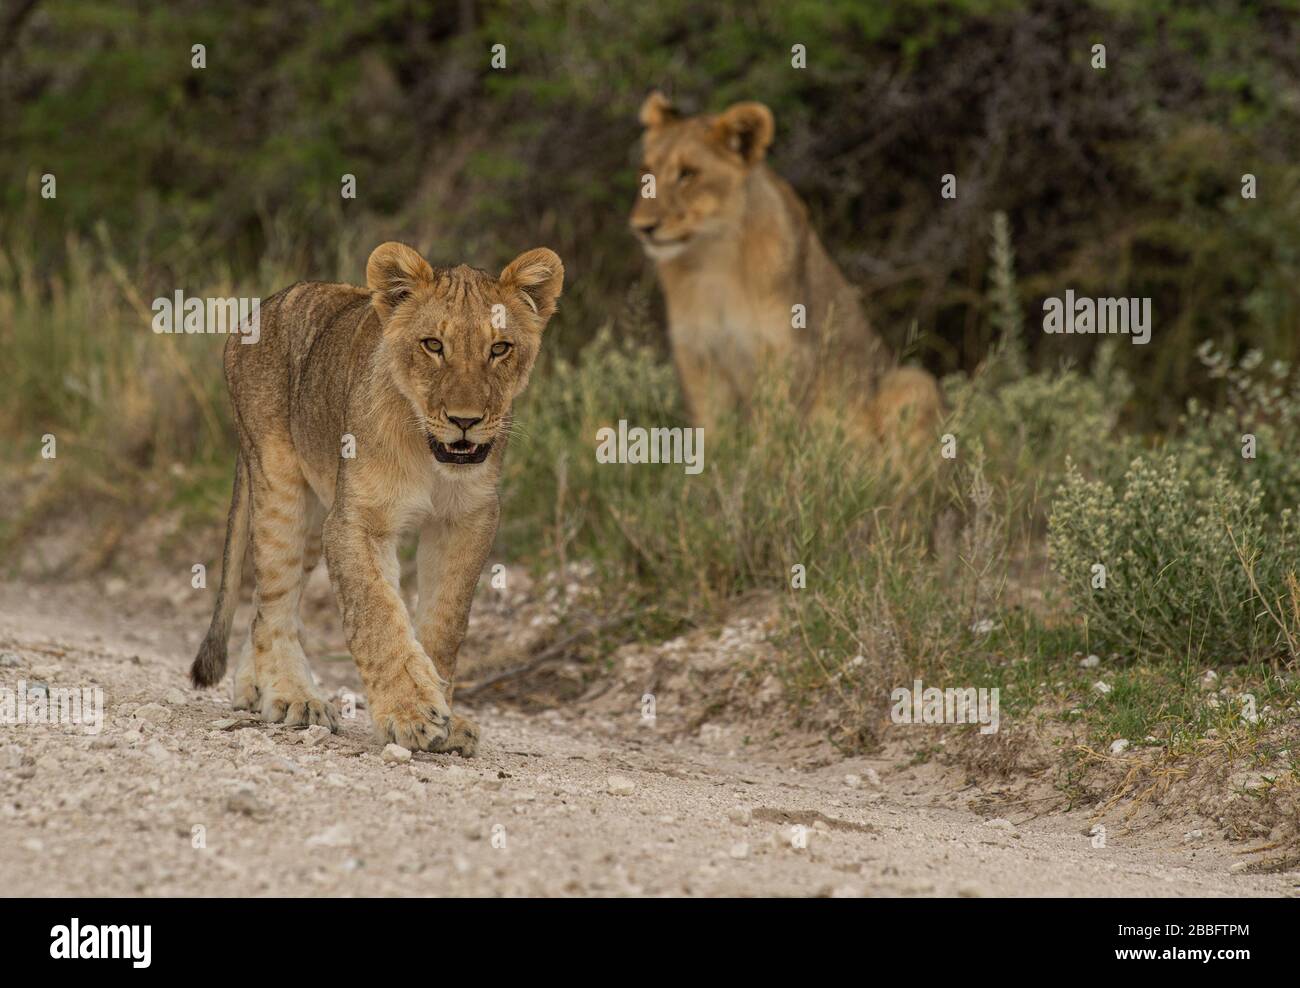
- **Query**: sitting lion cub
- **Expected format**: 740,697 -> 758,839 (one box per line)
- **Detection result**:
190,242 -> 564,756
629,91 -> 940,450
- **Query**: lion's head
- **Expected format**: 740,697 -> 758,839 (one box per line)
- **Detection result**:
365,241 -> 563,467
628,91 -> 775,261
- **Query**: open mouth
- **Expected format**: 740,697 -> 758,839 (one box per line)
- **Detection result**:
641,234 -> 692,258
643,233 -> 689,247
428,436 -> 493,464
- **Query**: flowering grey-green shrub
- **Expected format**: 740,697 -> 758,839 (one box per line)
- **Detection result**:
1049,455 -> 1298,664
1178,344 -> 1300,518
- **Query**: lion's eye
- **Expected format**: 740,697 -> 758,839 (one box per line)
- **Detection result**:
490,341 -> 512,358
678,165 -> 698,182
421,338 -> 443,356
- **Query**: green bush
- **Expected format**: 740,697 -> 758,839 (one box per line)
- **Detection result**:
1049,454 -> 1299,666
1178,343 -> 1300,518
1049,342 -> 1300,666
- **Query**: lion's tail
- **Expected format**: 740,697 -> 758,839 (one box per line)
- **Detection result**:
190,453 -> 251,687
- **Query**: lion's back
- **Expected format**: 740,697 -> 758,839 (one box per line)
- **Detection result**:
223,280 -> 374,439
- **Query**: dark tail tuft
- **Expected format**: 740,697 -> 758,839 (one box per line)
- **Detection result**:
190,632 -> 228,687
189,453 -> 250,688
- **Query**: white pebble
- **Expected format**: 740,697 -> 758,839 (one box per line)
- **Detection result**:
132,702 -> 171,725
382,743 -> 412,764
607,775 -> 636,796
300,725 -> 331,747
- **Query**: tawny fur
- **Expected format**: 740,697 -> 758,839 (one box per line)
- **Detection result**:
629,91 -> 942,453
190,242 -> 563,755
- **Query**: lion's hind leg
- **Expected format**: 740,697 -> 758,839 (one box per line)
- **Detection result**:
247,440 -> 338,731
865,366 -> 944,479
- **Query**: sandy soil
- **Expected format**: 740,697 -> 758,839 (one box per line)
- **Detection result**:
0,578 -> 1294,898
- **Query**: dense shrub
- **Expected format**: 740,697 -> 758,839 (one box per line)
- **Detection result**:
1050,342 -> 1300,666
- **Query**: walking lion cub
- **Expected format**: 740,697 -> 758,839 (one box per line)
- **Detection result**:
629,91 -> 940,449
190,242 -> 564,755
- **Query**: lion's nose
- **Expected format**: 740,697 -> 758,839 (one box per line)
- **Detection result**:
448,415 -> 484,433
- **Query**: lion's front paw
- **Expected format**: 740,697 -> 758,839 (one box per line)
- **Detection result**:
369,664 -> 452,752
260,681 -> 339,731
431,713 -> 480,757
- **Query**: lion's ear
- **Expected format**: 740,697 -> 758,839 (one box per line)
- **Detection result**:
366,241 -> 434,319
500,248 -> 564,325
639,90 -> 678,129
713,101 -> 774,164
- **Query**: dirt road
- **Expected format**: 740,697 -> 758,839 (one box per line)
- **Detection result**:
0,579 -> 1293,897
